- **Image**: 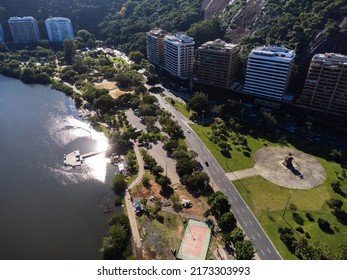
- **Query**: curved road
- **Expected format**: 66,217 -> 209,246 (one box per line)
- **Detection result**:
156,93 -> 281,260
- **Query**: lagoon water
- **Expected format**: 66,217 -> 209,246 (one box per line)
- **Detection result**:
0,75 -> 116,259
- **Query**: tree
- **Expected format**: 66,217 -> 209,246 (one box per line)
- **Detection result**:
100,224 -> 130,259
184,172 -> 210,193
156,175 -> 171,189
128,51 -> 144,64
219,212 -> 237,232
176,157 -> 195,177
187,92 -> 209,115
112,173 -> 127,195
93,94 -> 116,112
63,39 -> 76,64
208,191 -> 231,218
327,198 -> 343,210
229,228 -> 245,244
235,240 -> 255,260
142,176 -> 150,188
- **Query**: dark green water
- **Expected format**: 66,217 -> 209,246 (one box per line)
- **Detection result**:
0,75 -> 116,260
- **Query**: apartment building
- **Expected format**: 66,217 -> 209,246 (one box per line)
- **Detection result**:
244,45 -> 295,100
296,53 -> 347,117
195,39 -> 239,89
0,23 -> 4,42
163,33 -> 195,80
146,28 -> 167,66
45,17 -> 74,43
8,16 -> 40,43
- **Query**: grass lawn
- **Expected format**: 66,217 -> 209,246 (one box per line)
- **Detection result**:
190,124 -> 277,171
165,97 -> 192,119
190,120 -> 347,259
233,175 -> 347,259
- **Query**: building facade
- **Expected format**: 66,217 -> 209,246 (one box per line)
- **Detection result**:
296,53 -> 347,117
0,23 -> 4,42
195,39 -> 239,89
8,16 -> 40,43
163,33 -> 195,80
146,28 -> 167,66
45,17 -> 74,43
243,45 -> 295,100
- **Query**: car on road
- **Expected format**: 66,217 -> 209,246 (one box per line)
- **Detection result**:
187,129 -> 190,133
205,161 -> 209,167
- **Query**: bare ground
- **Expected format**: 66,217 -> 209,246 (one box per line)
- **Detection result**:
94,79 -> 132,99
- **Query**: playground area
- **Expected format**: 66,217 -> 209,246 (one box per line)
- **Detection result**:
176,219 -> 211,260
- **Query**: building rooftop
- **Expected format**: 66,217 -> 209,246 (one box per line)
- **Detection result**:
45,17 -> 71,22
148,28 -> 167,37
312,53 -> 347,65
199,39 -> 238,51
8,16 -> 36,22
165,33 -> 194,45
251,45 -> 295,59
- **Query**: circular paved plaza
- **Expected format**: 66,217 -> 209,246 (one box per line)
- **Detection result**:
253,146 -> 326,189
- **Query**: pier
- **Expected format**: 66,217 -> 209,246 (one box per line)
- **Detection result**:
64,150 -> 106,167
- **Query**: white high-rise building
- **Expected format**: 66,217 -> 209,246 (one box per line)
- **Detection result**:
0,23 -> 5,42
45,17 -> 74,43
244,45 -> 296,100
8,17 -> 41,44
163,33 -> 195,80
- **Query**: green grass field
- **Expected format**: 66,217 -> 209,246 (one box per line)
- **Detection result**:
165,97 -> 192,119
190,121 -> 347,259
233,175 -> 347,259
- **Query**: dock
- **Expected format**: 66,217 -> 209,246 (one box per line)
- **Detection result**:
64,150 -> 105,167
64,150 -> 82,167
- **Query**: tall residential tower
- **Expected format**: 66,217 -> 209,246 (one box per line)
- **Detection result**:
163,33 -> 195,80
45,17 -> 74,43
195,39 -> 239,89
0,23 -> 4,42
244,45 -> 295,100
8,16 -> 40,43
146,28 -> 167,66
297,53 -> 347,117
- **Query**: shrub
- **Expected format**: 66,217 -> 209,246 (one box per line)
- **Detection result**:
305,213 -> 315,222
295,226 -> 304,234
114,195 -> 123,206
292,212 -> 304,225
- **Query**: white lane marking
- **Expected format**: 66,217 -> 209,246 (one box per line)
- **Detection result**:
217,178 -> 221,184
252,234 -> 255,240
261,249 -> 265,256
242,208 -> 245,213
236,209 -> 240,214
234,197 -> 238,201
258,233 -> 261,238
243,221 -> 247,226
249,220 -> 253,225
267,247 -> 271,253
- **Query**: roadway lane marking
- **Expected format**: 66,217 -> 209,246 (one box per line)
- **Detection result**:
236,209 -> 240,214
249,220 -> 253,225
252,234 -> 255,240
261,249 -> 265,256
267,247 -> 271,253
258,233 -> 261,238
243,221 -> 247,226
217,178 -> 221,184
242,208 -> 245,213
234,197 -> 238,201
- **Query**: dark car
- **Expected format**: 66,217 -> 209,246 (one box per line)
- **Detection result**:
205,161 -> 209,167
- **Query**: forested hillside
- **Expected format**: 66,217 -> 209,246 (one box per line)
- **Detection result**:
0,0 -> 117,35
98,0 -> 204,53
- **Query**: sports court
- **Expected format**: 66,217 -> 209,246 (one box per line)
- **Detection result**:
176,219 -> 211,260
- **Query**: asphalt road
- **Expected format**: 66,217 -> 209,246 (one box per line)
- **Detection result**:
155,92 -> 282,260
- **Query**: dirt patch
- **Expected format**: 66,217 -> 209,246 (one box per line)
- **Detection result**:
94,79 -> 132,99
253,146 -> 326,189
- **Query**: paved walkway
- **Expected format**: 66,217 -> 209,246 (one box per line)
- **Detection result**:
226,167 -> 259,181
125,142 -> 144,259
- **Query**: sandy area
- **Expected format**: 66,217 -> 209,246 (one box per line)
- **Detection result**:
94,79 -> 132,99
